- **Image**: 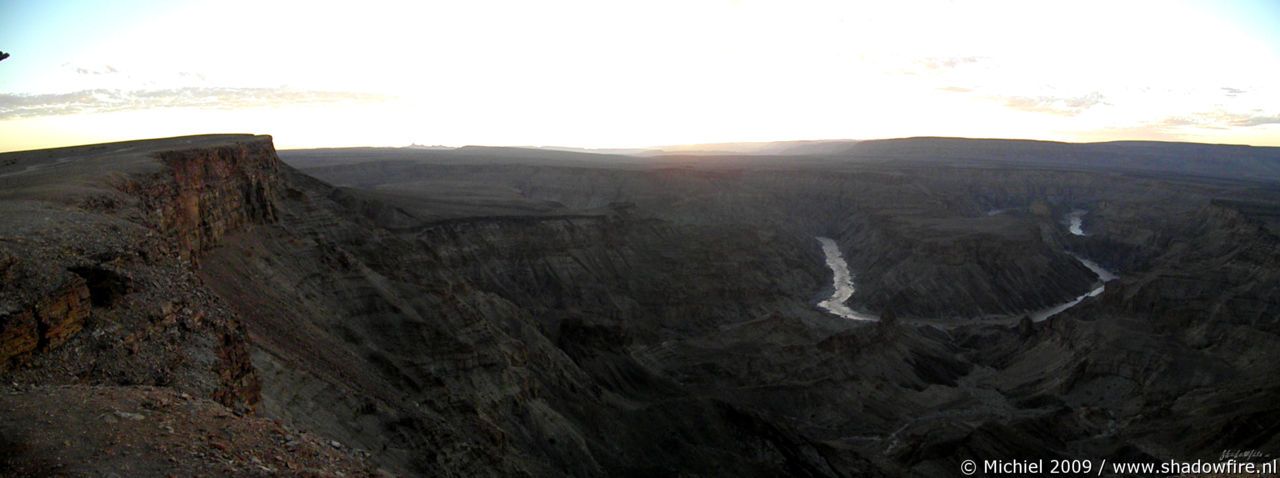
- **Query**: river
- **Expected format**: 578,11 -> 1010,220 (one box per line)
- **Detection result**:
815,211 -> 1119,322
1066,209 -> 1088,236
815,237 -> 877,321
1027,210 -> 1118,321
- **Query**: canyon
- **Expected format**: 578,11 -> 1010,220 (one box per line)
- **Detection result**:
2,134 -> 1279,476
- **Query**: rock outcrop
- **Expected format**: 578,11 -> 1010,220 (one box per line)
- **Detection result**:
132,139 -> 281,260
0,272 -> 90,368
0,135 -> 279,414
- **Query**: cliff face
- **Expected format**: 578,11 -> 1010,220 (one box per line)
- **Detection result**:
195,170 -> 547,475
0,272 -> 89,366
126,139 -> 281,260
0,135 -> 280,412
0,135 -> 384,474
1108,203 -> 1280,332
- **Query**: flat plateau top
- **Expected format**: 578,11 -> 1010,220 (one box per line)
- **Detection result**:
0,134 -> 269,203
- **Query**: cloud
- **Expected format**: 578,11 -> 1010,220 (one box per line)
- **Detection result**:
937,86 -> 972,93
1072,109 -> 1280,144
1159,116 -> 1197,127
1161,111 -> 1280,128
71,64 -> 119,75
1076,123 -> 1186,142
1227,114 -> 1280,127
1221,87 -> 1246,97
1096,111 -> 1280,138
897,56 -> 985,77
997,92 -> 1106,116
0,87 -> 393,119
917,56 -> 983,71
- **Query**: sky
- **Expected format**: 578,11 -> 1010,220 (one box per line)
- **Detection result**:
1,0 -> 1278,151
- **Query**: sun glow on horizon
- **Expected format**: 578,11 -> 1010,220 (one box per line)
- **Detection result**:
1,0 -> 1278,152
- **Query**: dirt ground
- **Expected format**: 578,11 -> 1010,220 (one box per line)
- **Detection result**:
0,383 -> 389,477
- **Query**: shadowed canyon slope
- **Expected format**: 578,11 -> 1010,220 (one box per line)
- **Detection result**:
3,135 -> 1280,476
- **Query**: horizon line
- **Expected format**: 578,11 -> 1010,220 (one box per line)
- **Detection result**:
3,133 -> 1278,156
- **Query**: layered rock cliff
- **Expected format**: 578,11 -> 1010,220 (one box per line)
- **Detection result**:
0,268 -> 90,366
0,136 -> 368,474
135,139 -> 281,260
0,137 -> 277,412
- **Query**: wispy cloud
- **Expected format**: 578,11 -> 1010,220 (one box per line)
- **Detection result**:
1081,111 -> 1280,141
917,56 -> 983,71
1159,116 -> 1198,127
937,86 -> 972,93
1156,111 -> 1280,128
1221,87 -> 1246,97
1077,123 -> 1187,142
1217,112 -> 1280,127
73,65 -> 119,75
997,92 -> 1107,116
0,87 -> 393,119
61,63 -> 207,85
897,56 -> 986,77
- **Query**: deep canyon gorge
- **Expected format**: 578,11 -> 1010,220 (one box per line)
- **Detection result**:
2,134 -> 1280,476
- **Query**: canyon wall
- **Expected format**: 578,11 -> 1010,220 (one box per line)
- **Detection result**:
0,135 -> 283,411
4,136 -> 1279,476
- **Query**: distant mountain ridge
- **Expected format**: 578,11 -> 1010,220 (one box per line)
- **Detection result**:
392,140 -> 863,157
845,137 -> 1280,183
308,136 -> 1280,183
642,139 -> 861,156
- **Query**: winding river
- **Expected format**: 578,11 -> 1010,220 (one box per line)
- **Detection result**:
814,210 -> 1119,322
1066,209 -> 1088,236
815,237 -> 877,321
1028,210 -> 1118,321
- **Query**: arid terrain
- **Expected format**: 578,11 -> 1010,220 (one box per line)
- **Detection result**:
3,134 -> 1279,476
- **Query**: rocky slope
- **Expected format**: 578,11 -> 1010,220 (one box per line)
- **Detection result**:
1,383 -> 380,476
197,166 -> 846,475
